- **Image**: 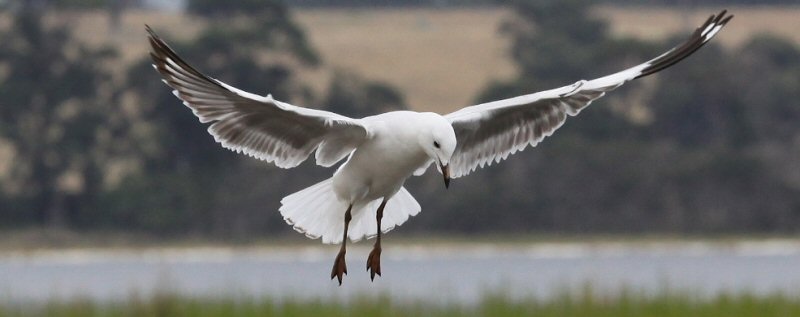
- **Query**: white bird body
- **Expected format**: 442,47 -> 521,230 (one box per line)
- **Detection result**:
332,111 -> 436,204
146,10 -> 732,284
280,111 -> 455,244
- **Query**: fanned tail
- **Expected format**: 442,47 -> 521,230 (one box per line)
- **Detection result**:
280,178 -> 421,244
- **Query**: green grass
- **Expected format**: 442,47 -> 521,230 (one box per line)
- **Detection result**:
2,291 -> 799,317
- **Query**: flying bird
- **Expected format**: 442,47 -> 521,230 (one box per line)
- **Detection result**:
146,10 -> 732,285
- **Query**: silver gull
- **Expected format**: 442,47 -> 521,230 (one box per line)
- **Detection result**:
146,10 -> 732,285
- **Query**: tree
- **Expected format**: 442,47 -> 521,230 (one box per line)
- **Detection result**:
187,0 -> 319,66
455,0 -> 800,235
477,0 -> 658,140
112,0 -> 323,236
0,8 -> 117,227
324,71 -> 406,118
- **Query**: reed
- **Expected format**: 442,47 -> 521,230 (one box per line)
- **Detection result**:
2,289 -> 798,317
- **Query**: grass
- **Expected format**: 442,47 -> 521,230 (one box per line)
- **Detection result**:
2,291 -> 799,317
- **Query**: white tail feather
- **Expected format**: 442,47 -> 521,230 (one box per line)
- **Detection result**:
280,178 -> 421,244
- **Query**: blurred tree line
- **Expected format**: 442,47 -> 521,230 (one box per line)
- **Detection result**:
0,0 -> 799,240
283,0 -> 800,8
0,0 -> 405,238
416,0 -> 800,235
6,0 -> 799,10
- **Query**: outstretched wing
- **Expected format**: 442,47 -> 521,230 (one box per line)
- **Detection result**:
445,10 -> 732,178
147,26 -> 369,168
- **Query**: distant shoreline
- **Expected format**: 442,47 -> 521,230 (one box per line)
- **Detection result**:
1,228 -> 799,252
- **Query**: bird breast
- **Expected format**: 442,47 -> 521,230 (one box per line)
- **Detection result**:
332,119 -> 429,204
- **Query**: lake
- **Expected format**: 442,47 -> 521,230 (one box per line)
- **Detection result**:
1,240 -> 799,304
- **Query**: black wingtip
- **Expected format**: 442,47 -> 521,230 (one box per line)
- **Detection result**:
145,25 -> 162,49
702,13 -> 715,28
713,10 -> 733,28
145,23 -> 227,92
716,9 -> 728,21
634,9 -> 732,79
145,24 -> 156,38
721,14 -> 734,26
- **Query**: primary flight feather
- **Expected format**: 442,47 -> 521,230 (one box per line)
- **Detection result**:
146,10 -> 732,285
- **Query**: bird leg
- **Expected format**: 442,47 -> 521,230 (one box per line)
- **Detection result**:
367,199 -> 387,281
331,204 -> 352,286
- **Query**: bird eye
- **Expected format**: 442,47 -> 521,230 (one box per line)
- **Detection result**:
433,141 -> 440,148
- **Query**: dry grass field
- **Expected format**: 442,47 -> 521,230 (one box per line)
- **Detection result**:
27,5 -> 800,112
294,8 -> 515,111
596,5 -> 800,49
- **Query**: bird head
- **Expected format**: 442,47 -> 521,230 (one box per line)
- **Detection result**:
417,113 -> 457,189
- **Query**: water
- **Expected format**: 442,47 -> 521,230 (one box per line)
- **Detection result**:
1,240 -> 799,303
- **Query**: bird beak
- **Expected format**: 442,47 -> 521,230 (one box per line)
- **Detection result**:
440,161 -> 450,189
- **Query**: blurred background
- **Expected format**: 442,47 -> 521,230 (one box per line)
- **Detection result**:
1,0 -> 800,315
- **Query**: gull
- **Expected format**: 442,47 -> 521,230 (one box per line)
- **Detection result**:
146,10 -> 732,285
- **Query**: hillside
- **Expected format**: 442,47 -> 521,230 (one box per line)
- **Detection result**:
27,5 -> 800,111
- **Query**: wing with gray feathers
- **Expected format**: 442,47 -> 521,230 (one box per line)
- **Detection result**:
147,26 -> 369,168
445,10 -> 732,178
